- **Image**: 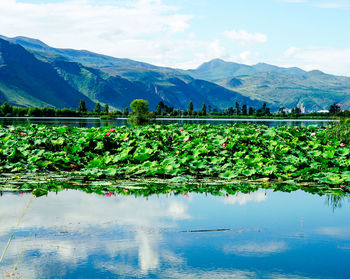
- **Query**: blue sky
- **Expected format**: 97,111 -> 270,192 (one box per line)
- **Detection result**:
1,0 -> 350,75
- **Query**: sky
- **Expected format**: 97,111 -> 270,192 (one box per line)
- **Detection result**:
1,0 -> 350,75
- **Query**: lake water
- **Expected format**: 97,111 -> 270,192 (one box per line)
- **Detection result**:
0,117 -> 338,127
1,189 -> 349,278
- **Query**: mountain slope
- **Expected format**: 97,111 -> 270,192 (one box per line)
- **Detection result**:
0,38 -> 94,109
185,59 -> 350,111
0,35 -> 266,111
1,35 -> 349,112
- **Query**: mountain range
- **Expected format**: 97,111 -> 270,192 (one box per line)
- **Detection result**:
0,35 -> 349,112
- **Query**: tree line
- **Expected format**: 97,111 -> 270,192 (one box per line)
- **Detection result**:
0,99 -> 348,118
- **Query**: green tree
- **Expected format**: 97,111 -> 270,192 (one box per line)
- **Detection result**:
242,104 -> 247,115
188,101 -> 193,116
78,100 -> 87,113
123,107 -> 129,116
248,107 -> 255,116
0,102 -> 13,116
291,107 -> 301,115
94,103 -> 101,114
103,104 -> 109,114
329,103 -> 341,115
129,99 -> 150,124
235,102 -> 241,115
201,103 -> 207,116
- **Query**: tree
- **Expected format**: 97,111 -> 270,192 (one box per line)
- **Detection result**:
201,103 -> 207,116
78,100 -> 87,113
103,104 -> 109,114
242,104 -> 247,115
329,103 -> 341,115
291,107 -> 301,114
94,103 -> 101,114
227,107 -> 234,115
0,102 -> 13,116
278,106 -> 286,116
123,107 -> 129,116
248,107 -> 255,116
188,101 -> 193,116
129,99 -> 150,124
235,102 -> 241,115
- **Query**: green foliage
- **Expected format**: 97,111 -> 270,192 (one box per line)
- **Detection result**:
188,101 -> 193,116
129,99 -> 150,124
103,104 -> 109,114
94,103 -> 101,114
329,103 -> 341,115
328,119 -> 350,144
0,124 -> 349,191
78,100 -> 87,113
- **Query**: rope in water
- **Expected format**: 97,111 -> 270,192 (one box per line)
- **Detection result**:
0,196 -> 33,264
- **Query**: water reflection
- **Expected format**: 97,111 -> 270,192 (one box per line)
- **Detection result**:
0,190 -> 349,278
0,117 -> 336,127
326,194 -> 350,212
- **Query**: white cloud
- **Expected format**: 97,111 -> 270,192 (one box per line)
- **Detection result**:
223,241 -> 288,257
0,0 -> 193,65
316,1 -> 350,9
279,46 -> 350,75
223,29 -> 268,46
223,190 -> 267,206
316,226 -> 350,239
0,191 -> 190,278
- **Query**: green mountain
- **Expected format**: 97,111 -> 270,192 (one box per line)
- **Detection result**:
0,38 -> 94,109
1,35 -> 349,112
0,36 -> 266,111
185,59 -> 350,111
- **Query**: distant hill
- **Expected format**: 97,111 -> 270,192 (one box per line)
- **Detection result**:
0,35 -> 349,112
184,59 -> 350,111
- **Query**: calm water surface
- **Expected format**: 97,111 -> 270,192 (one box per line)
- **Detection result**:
0,190 -> 349,278
0,117 -> 338,127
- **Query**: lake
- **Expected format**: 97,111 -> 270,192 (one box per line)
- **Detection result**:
1,189 -> 349,278
0,117 -> 338,127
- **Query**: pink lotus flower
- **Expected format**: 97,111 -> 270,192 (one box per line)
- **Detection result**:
286,126 -> 290,130
20,132 -> 27,135
179,128 -> 184,132
106,132 -> 111,136
183,194 -> 189,198
248,122 -> 251,124
105,192 -> 114,197
176,151 -> 179,155
110,128 -> 116,132
184,137 -> 190,142
123,189 -> 128,193
225,137 -> 229,141
123,137 -> 129,141
340,143 -> 346,147
311,132 -> 316,136
294,126 -> 298,129
198,133 -> 200,136
222,143 -> 227,147
255,128 -> 260,132
340,185 -> 345,189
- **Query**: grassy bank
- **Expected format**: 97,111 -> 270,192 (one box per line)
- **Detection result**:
0,123 -> 349,192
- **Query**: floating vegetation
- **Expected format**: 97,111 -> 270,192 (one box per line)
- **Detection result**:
0,172 -> 348,198
0,124 -> 349,196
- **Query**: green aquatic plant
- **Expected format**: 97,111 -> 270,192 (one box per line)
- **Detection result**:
0,124 -> 349,190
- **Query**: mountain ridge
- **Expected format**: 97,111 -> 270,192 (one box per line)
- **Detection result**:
0,35 -> 349,111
